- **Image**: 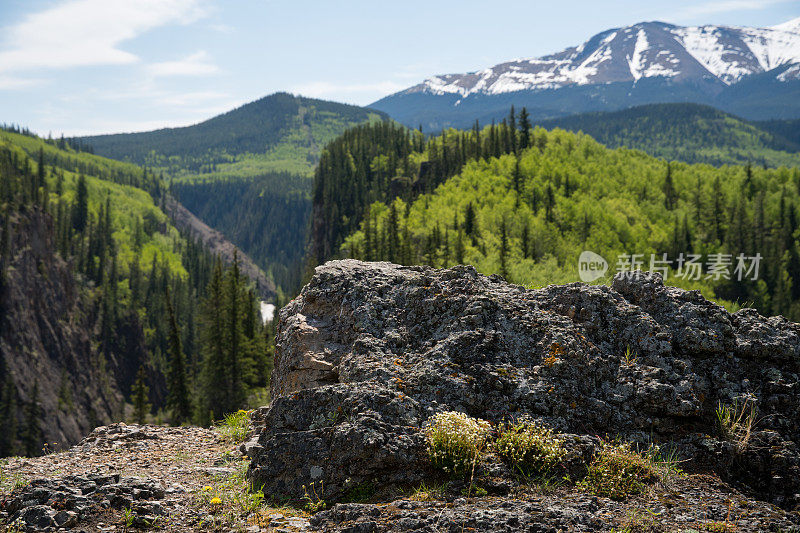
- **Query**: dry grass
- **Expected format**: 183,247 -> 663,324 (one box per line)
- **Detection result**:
715,399 -> 757,452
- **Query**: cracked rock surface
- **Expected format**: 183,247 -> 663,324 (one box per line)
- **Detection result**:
247,260 -> 800,531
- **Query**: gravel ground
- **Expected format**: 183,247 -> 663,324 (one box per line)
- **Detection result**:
0,423 -> 311,532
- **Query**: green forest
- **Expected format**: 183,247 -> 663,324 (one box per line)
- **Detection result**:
538,103 -> 800,168
312,110 -> 800,321
0,130 -> 274,456
172,172 -> 310,294
76,93 -> 387,180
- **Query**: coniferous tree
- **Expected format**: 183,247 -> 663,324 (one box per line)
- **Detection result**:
200,259 -> 227,422
132,365 -> 151,425
518,107 -> 531,150
464,202 -> 477,237
226,252 -> 247,412
72,175 -> 88,232
663,163 -> 677,210
513,157 -> 522,205
454,229 -> 465,264
21,381 -> 42,456
165,285 -> 191,425
545,184 -> 555,223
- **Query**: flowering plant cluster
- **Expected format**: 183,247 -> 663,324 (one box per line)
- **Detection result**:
424,411 -> 491,476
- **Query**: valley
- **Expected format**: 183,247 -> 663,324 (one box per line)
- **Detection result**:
2,5 -> 800,532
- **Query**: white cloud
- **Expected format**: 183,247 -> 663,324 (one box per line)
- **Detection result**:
0,0 -> 208,73
147,51 -> 219,78
0,75 -> 46,90
672,0 -> 792,20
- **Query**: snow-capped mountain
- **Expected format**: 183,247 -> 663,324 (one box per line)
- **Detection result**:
409,19 -> 800,97
371,17 -> 800,130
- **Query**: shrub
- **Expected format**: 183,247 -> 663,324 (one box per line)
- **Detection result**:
579,441 -> 659,500
494,417 -> 565,477
423,411 -> 491,476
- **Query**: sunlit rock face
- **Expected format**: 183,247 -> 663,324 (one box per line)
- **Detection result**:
247,260 -> 800,510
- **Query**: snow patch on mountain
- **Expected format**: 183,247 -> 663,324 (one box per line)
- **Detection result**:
772,16 -> 800,34
628,29 -> 649,80
741,27 -> 800,71
409,17 -> 800,98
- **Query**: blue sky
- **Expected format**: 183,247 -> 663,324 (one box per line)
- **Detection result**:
0,0 -> 798,136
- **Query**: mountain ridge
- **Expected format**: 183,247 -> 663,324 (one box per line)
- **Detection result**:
372,17 -> 800,129
74,92 -> 387,179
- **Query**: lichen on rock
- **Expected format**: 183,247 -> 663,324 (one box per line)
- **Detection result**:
246,260 -> 800,527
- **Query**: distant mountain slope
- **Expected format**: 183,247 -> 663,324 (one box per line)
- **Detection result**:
76,93 -> 387,179
372,18 -> 800,130
538,103 -> 800,167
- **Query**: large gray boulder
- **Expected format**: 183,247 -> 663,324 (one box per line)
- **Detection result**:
247,260 -> 800,509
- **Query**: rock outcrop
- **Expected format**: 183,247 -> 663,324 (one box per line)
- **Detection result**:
247,260 -> 800,527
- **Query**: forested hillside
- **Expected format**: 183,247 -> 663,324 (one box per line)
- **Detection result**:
0,130 -> 274,455
312,114 -> 800,321
75,93 -> 386,179
172,173 -> 310,293
539,103 -> 800,168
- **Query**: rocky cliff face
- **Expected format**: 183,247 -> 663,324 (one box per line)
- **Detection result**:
0,208 -> 130,452
246,260 -> 800,530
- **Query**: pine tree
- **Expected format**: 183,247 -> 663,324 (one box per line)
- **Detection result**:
513,157 -> 522,206
464,202 -> 477,237
132,365 -> 151,425
518,107 -> 531,150
545,184 -> 555,223
744,163 -> 754,199
72,175 -> 88,232
200,259 -> 227,422
663,163 -> 677,210
21,381 -> 42,457
165,285 -> 191,425
226,252 -> 245,412
454,229 -> 465,264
